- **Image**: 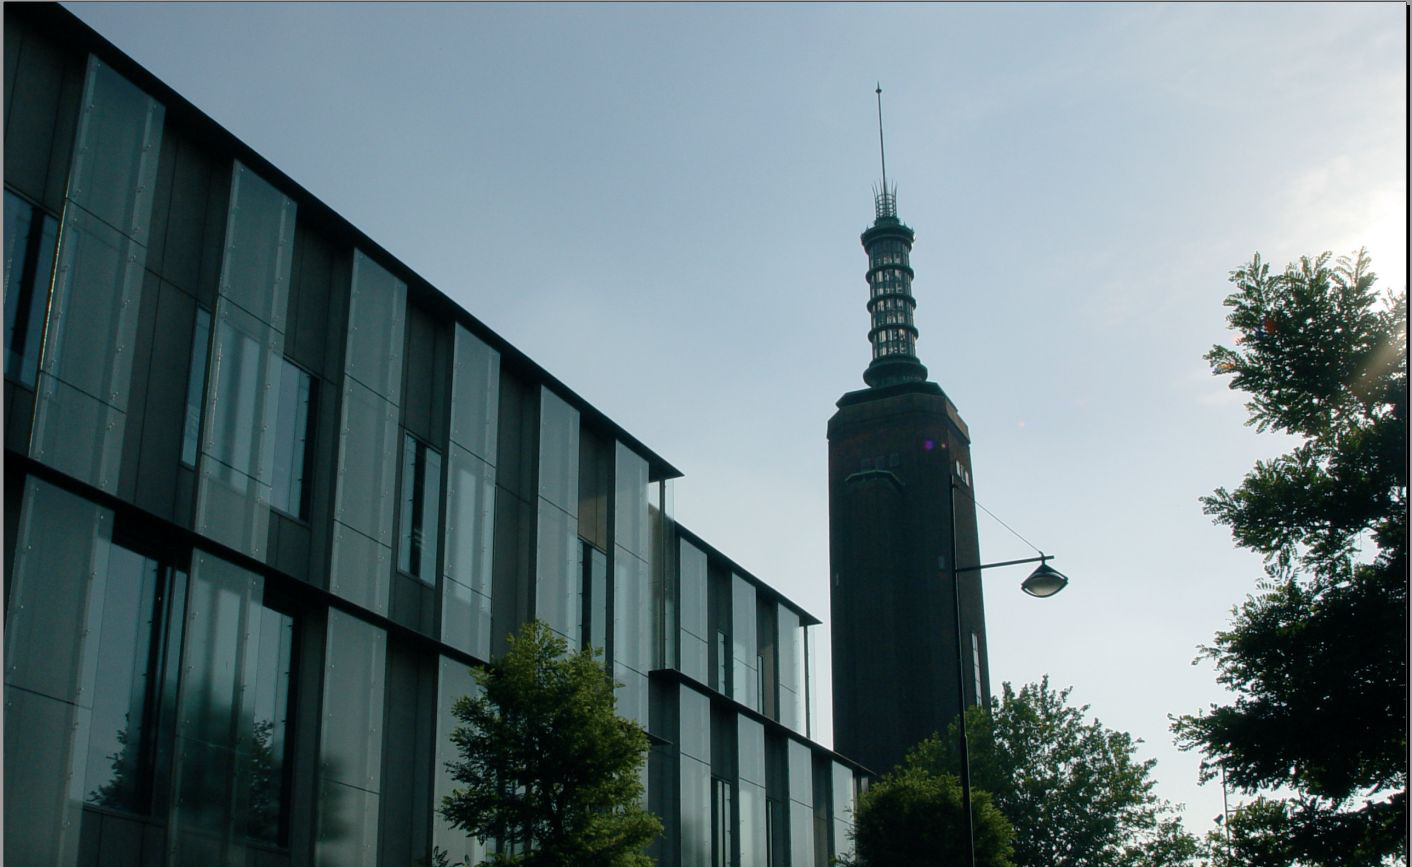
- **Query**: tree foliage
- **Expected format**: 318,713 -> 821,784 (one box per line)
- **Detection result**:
440,621 -> 661,867
843,763 -> 1013,867
917,679 -> 1200,867
1173,250 -> 1407,866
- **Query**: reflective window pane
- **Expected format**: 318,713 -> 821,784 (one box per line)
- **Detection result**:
538,388 -> 579,514
68,58 -> 164,247
83,545 -> 161,813
218,163 -> 295,331
534,502 -> 578,647
680,540 -> 709,683
398,433 -> 442,585
270,359 -> 313,518
180,307 -> 211,467
731,575 -> 759,712
3,191 -> 58,387
246,604 -> 294,845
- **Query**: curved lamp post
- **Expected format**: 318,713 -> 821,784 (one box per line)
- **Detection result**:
947,476 -> 1068,867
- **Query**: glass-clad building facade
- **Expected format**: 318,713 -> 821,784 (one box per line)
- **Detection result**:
2,7 -> 867,866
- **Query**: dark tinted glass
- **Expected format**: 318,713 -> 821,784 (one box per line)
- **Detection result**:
399,433 -> 442,584
246,603 -> 294,844
181,308 -> 212,467
271,359 -> 313,518
3,190 -> 59,387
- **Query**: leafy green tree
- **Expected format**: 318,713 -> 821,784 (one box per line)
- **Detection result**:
440,620 -> 662,867
843,764 -> 1013,867
1172,250 -> 1407,866
916,679 -> 1201,867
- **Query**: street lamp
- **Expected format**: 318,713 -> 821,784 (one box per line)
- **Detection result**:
946,474 -> 1068,867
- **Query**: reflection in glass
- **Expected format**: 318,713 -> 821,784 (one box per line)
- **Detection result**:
711,776 -> 733,867
84,545 -> 162,813
271,359 -> 313,518
181,308 -> 211,467
246,604 -> 294,844
831,762 -> 855,862
580,541 -> 608,651
206,311 -> 273,482
731,576 -> 759,712
399,433 -> 442,585
3,191 -> 58,387
679,540 -> 709,683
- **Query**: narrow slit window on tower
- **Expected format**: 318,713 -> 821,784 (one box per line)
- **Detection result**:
971,632 -> 983,706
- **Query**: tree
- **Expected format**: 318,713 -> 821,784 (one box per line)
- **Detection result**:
1172,250 -> 1407,866
916,679 -> 1201,867
844,764 -> 1014,867
440,621 -> 662,867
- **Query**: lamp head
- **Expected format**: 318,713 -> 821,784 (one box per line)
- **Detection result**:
1021,562 -> 1068,598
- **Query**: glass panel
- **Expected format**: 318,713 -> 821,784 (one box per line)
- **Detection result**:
614,443 -> 648,559
335,377 -> 401,545
449,324 -> 500,463
4,479 -> 114,864
434,657 -> 488,867
830,763 -> 855,862
739,782 -> 767,867
777,607 -> 800,732
31,206 -> 146,491
320,609 -> 386,793
270,358 -> 312,517
181,307 -> 212,467
441,576 -> 493,662
731,576 -> 759,712
4,476 -> 113,705
195,299 -> 282,561
680,540 -> 708,643
68,56 -> 163,248
712,776 -> 733,867
4,684 -> 88,866
681,757 -> 712,867
29,370 -> 127,496
218,162 -> 295,331
679,539 -> 709,683
3,191 -> 58,387
203,303 -> 279,481
614,664 -> 648,729
537,388 -> 579,514
680,686 -> 711,763
787,742 -> 813,808
737,716 -> 765,786
168,551 -> 263,864
345,249 -> 406,403
83,545 -> 160,813
329,524 -> 393,620
398,434 -> 442,586
535,502 -> 578,648
246,605 -> 293,845
331,376 -> 399,615
316,779 -> 381,867
789,801 -> 815,867
443,444 -> 495,658
614,553 -> 651,674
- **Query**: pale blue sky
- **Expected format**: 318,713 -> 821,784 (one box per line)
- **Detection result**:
65,0 -> 1406,839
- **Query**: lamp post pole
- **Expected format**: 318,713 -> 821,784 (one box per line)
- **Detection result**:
946,472 -> 1067,867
